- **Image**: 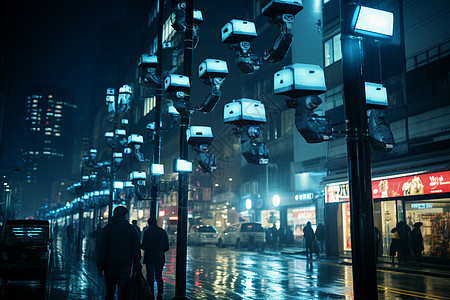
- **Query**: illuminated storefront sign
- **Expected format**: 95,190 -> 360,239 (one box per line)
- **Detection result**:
295,193 -> 315,201
372,171 -> 450,199
325,184 -> 349,203
326,171 -> 450,203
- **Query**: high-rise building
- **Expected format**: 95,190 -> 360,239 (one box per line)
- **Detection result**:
22,87 -> 77,216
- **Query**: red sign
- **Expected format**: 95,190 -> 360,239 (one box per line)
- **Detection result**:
372,171 -> 450,199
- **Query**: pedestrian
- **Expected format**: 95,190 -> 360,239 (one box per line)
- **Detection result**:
397,221 -> 411,264
374,226 -> 381,263
278,226 -> 286,247
315,223 -> 325,255
390,227 -> 400,264
132,220 -> 142,241
97,206 -> 141,300
270,224 -> 278,247
141,217 -> 169,300
411,222 -> 424,266
303,221 -> 315,259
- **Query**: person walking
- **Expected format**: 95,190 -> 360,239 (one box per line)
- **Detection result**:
303,221 -> 315,259
132,220 -> 142,241
141,217 -> 169,300
97,206 -> 141,300
411,222 -> 424,266
315,223 -> 325,255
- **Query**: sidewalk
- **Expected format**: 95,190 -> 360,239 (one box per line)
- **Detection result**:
270,246 -> 450,279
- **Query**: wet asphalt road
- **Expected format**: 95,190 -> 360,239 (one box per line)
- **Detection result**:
1,242 -> 450,300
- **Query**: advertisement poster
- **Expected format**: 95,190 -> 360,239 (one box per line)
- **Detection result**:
372,171 -> 450,199
342,202 -> 352,251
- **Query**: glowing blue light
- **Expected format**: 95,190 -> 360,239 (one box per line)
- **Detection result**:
353,6 -> 394,38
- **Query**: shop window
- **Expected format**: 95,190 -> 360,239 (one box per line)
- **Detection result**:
324,33 -> 342,67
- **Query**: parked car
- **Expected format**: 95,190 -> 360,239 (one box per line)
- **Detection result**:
188,225 -> 220,246
218,222 -> 266,249
0,220 -> 52,289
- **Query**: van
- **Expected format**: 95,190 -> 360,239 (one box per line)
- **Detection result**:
218,222 -> 265,249
0,220 -> 52,289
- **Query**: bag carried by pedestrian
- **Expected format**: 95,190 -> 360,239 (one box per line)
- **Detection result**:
124,271 -> 152,300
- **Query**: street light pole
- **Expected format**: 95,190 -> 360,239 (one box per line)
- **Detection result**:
340,0 -> 378,298
174,1 -> 193,299
150,0 -> 165,220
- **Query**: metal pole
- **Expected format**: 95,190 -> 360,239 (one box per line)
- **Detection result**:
108,114 -> 119,223
77,165 -> 84,257
174,1 -> 193,298
150,0 -> 165,220
340,1 -> 378,299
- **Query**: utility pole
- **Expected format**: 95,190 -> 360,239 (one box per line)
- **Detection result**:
150,0 -> 165,220
174,1 -> 193,298
340,0 -> 378,298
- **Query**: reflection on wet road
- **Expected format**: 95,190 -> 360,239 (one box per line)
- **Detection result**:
1,241 -> 449,299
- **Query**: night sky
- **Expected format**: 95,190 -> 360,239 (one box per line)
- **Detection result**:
1,0 -> 131,161
0,0 -> 133,211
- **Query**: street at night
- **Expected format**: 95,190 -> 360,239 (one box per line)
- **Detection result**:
2,239 -> 450,299
1,0 -> 450,299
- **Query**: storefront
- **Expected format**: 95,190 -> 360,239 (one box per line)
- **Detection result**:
325,170 -> 450,259
280,192 -> 319,244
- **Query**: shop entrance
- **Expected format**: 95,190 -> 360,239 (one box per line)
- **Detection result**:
374,200 -> 398,256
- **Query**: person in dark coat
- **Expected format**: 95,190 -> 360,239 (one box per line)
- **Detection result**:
315,223 -> 325,255
397,221 -> 411,264
141,217 -> 169,300
303,221 -> 315,259
97,206 -> 141,300
390,227 -> 400,264
132,220 -> 142,241
411,222 -> 424,266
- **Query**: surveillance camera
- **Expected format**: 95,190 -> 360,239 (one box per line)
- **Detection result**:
261,1 -> 303,63
292,95 -> 333,143
365,82 -> 388,108
138,54 -> 158,68
130,171 -> 146,185
197,152 -> 217,172
198,59 -> 229,79
367,109 -> 394,152
128,134 -> 144,148
274,63 -> 327,98
261,0 -> 304,19
224,98 -> 267,125
221,19 -> 257,44
242,141 -> 269,165
186,126 -> 213,146
164,74 -> 190,93
194,9 -> 203,25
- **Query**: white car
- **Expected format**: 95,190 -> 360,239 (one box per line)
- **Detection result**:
188,225 -> 220,246
218,222 -> 266,249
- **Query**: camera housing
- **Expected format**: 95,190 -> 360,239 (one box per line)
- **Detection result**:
274,64 -> 327,98
164,74 -> 190,93
221,19 -> 258,44
224,98 -> 267,125
261,0 -> 304,18
198,59 -> 229,79
138,54 -> 158,68
186,126 -> 214,146
365,82 -> 388,108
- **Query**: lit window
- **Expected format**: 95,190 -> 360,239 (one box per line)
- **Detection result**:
55,133 -> 61,136
324,33 -> 342,67
163,15 -> 176,43
45,132 -> 51,135
143,96 -> 156,116
54,114 -> 62,117
55,105 -> 62,109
